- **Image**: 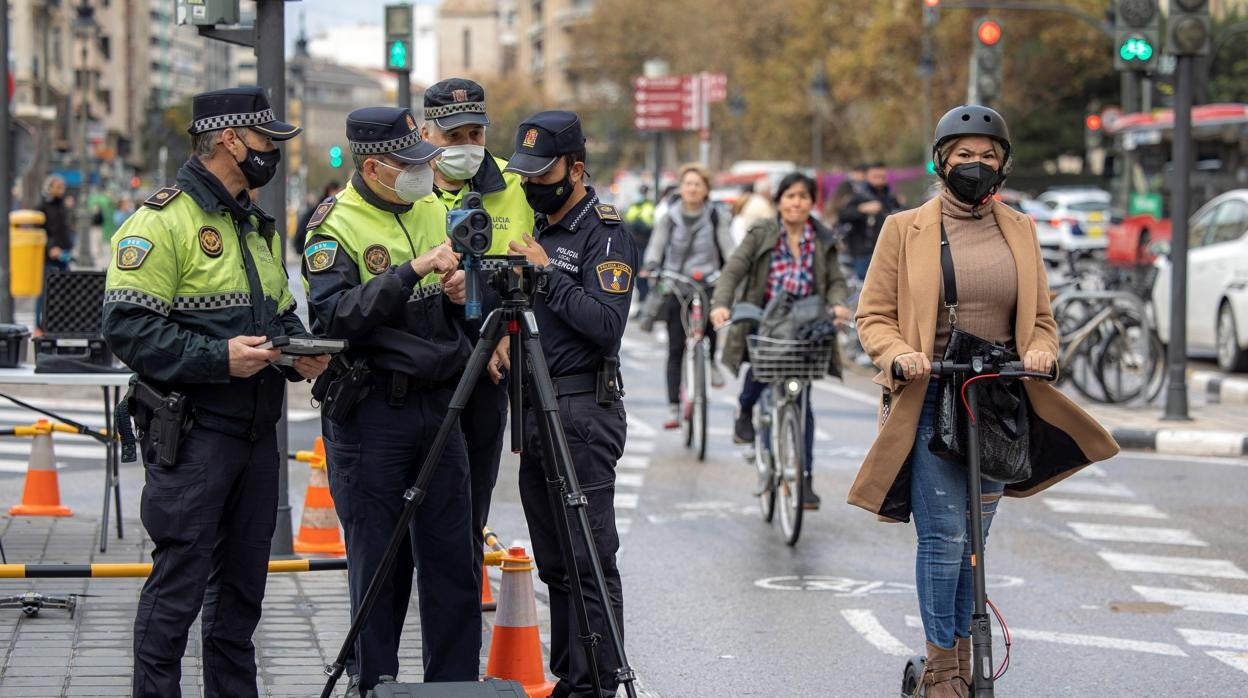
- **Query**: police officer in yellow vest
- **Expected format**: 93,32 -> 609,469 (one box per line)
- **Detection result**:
102,86 -> 331,697
421,78 -> 534,578
301,106 -> 479,692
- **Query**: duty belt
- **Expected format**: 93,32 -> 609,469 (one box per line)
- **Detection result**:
370,370 -> 458,406
551,372 -> 597,397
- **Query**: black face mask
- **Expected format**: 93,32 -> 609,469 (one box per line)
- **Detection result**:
945,161 -> 1003,205
523,170 -> 575,214
236,143 -> 281,189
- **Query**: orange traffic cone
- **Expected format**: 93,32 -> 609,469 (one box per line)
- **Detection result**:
293,437 -> 345,555
481,564 -> 497,611
486,547 -> 556,698
10,420 -> 71,516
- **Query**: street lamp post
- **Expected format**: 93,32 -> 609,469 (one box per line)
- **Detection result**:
808,65 -> 829,174
72,1 -> 97,269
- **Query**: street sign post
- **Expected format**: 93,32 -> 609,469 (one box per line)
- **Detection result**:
633,72 -> 727,165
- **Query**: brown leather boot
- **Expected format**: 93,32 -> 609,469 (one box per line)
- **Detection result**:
956,636 -> 972,694
920,641 -> 966,698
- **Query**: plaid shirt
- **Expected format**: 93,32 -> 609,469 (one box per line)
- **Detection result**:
765,220 -> 816,303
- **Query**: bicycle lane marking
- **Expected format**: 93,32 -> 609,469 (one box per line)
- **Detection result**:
901,615 -> 1187,656
841,609 -> 913,657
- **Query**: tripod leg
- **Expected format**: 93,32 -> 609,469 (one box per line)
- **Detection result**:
320,309 -> 508,697
519,320 -> 637,698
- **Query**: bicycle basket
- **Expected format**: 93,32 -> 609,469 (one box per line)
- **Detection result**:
746,335 -> 835,383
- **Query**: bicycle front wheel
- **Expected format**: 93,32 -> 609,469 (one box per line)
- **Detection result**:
775,401 -> 805,546
692,342 -> 708,461
754,404 -> 775,522
1096,323 -> 1164,404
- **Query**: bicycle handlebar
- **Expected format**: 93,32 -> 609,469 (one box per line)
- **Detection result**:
892,359 -> 1057,382
656,269 -> 720,287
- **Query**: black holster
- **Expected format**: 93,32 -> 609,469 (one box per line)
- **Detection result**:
314,357 -> 372,423
596,356 -> 624,406
127,379 -> 191,468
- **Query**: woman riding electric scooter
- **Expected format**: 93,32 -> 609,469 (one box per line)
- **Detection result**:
849,105 -> 1120,696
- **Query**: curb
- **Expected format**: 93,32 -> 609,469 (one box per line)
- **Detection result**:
1190,371 -> 1248,406
1111,427 -> 1248,458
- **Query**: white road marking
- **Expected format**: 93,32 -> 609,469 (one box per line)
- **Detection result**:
626,440 -> 655,455
1207,651 -> 1248,676
1043,498 -> 1168,519
618,455 -> 649,470
1133,586 -> 1248,616
1156,430 -> 1247,457
1098,552 -> 1248,580
814,427 -> 831,441
0,441 -> 108,460
1048,478 -> 1135,498
841,609 -> 913,657
288,409 -> 319,422
707,426 -> 731,437
1067,522 -> 1207,547
616,473 -> 644,488
1081,464 -> 1109,477
626,416 -> 657,438
0,458 -> 66,473
1120,451 -> 1248,468
810,381 -> 880,408
903,615 -> 1186,656
614,492 -> 639,510
616,517 -> 632,535
1177,628 -> 1248,650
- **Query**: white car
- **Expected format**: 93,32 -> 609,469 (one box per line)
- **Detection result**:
1151,190 -> 1248,373
1034,188 -> 1113,253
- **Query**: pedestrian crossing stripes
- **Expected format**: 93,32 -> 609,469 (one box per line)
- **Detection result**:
616,473 -> 645,488
1042,498 -> 1168,519
902,615 -> 1187,656
1177,628 -> 1248,650
1067,522 -> 1207,547
1098,552 -> 1248,580
1132,586 -> 1248,616
1048,478 -> 1135,498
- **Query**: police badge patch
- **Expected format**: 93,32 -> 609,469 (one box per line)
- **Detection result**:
198,227 -> 223,257
116,236 -> 154,270
364,244 -> 392,274
596,261 -> 633,294
304,240 -> 339,273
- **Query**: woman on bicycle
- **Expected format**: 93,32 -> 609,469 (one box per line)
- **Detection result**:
643,163 -> 735,429
850,105 -> 1119,696
709,172 -> 851,509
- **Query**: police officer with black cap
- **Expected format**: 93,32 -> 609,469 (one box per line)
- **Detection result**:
103,86 -> 331,697
500,110 -> 637,698
421,77 -> 534,580
302,106 -> 480,692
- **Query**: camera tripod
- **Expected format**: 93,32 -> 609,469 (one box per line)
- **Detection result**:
322,257 -> 637,698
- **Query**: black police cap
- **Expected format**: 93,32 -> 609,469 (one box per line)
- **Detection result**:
504,110 -> 585,177
346,106 -> 442,164
188,86 -> 301,140
423,78 -> 490,131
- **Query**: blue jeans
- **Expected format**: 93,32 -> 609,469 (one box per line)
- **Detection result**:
852,255 -> 872,281
909,382 -> 1005,649
739,367 -> 815,477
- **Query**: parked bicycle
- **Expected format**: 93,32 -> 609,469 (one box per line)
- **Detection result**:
1052,290 -> 1164,404
657,269 -> 719,461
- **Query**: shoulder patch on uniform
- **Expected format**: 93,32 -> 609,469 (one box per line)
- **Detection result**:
142,187 -> 181,209
304,240 -> 339,273
198,226 -> 224,258
115,236 -> 154,270
306,196 -> 337,230
363,244 -> 392,274
596,261 -> 633,294
594,203 -> 623,223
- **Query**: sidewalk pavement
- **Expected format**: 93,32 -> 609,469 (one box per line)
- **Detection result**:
0,515 -> 500,697
837,363 -> 1248,458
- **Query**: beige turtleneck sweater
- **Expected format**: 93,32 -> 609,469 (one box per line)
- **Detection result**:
932,188 -> 1018,358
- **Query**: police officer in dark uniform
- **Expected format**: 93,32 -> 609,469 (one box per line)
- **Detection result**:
103,86 -> 330,697
302,106 -> 480,692
501,111 -> 637,698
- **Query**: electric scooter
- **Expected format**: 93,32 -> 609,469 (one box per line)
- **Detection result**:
899,357 -> 1055,698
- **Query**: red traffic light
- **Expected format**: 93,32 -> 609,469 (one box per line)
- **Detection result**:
977,20 -> 1002,46
1085,114 -> 1103,131
924,0 -> 940,7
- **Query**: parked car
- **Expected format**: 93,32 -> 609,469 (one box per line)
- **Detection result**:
1035,188 -> 1113,254
1151,189 -> 1248,372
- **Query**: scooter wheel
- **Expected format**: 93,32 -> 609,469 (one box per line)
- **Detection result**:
901,655 -> 926,697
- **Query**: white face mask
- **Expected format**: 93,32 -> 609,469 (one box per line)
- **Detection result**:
435,144 -> 486,181
376,160 -> 435,203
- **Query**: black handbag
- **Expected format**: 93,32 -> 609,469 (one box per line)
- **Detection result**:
927,222 -> 1033,484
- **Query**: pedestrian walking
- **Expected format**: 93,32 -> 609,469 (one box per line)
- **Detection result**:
838,162 -> 904,280
35,175 -> 75,333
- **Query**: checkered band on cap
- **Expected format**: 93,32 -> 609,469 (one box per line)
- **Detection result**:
190,109 -> 276,135
350,129 -> 425,155
424,102 -> 487,121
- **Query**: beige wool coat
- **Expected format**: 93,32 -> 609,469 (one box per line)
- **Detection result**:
848,195 -> 1120,522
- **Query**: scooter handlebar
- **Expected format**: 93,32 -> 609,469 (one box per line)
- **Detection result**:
892,360 -> 1056,382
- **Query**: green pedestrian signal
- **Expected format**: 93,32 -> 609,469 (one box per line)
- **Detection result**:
1118,36 -> 1154,62
387,40 -> 410,71
329,145 -> 343,169
926,159 -> 937,176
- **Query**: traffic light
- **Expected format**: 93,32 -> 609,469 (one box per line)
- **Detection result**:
1113,0 -> 1158,71
384,4 -> 414,72
971,18 -> 1003,106
1168,0 -> 1211,57
329,145 -> 343,169
922,0 -> 939,29
1084,113 -> 1104,150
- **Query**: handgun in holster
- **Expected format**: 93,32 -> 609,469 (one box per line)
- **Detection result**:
314,357 -> 372,423
129,380 -> 191,468
595,357 -> 625,406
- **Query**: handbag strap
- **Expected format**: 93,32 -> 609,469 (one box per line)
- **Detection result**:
939,221 -> 958,327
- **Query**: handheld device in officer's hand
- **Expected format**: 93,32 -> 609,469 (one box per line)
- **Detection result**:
258,336 -> 349,355
447,192 -> 493,320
